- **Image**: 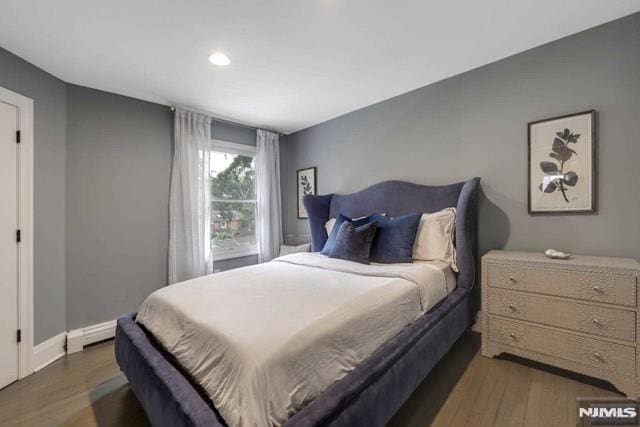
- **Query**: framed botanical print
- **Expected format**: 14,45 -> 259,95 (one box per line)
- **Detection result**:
297,167 -> 317,219
528,110 -> 596,214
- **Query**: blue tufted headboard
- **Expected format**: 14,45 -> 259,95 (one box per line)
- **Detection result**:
303,178 -> 480,291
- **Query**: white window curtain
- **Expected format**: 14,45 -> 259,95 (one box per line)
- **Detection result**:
255,129 -> 283,262
169,109 -> 213,283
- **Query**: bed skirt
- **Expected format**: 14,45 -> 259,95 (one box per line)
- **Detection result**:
115,288 -> 471,427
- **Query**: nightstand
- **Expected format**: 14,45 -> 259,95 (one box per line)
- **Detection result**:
481,250 -> 640,400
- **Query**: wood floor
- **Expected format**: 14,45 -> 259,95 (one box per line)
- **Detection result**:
0,333 -> 622,426
0,341 -> 149,427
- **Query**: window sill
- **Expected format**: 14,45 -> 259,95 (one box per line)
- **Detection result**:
212,248 -> 258,262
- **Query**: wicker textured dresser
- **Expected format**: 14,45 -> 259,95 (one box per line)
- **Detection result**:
481,250 -> 640,400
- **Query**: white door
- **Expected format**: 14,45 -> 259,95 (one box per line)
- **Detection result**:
0,100 -> 19,389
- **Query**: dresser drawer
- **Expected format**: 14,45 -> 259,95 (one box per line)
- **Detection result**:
489,317 -> 635,376
487,288 -> 636,342
486,263 -> 637,307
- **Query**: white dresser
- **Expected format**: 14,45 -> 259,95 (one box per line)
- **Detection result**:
481,250 -> 640,400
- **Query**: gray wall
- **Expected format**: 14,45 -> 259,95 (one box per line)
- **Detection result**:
0,47 -> 67,344
65,85 -> 173,330
212,120 -> 256,147
65,90 -> 259,329
213,255 -> 259,272
281,13 -> 640,263
1,46 -> 261,340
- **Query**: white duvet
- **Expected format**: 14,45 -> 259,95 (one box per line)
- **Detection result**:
137,253 -> 455,427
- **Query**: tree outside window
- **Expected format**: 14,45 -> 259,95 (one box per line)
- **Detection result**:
210,151 -> 257,259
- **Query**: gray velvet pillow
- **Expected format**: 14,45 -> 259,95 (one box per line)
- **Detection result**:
369,212 -> 421,263
321,213 -> 372,255
328,221 -> 378,264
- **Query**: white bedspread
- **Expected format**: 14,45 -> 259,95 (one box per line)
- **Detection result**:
136,253 -> 455,427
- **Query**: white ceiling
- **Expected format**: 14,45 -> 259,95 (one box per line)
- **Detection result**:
1,1 -> 639,134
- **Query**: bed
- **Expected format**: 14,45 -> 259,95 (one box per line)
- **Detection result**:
115,178 -> 480,427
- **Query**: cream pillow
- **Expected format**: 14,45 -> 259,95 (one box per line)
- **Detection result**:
279,243 -> 311,256
324,217 -> 336,235
412,208 -> 457,271
324,214 -> 386,236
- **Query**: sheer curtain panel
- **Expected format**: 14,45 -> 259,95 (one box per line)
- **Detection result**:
169,109 -> 213,283
255,129 -> 283,262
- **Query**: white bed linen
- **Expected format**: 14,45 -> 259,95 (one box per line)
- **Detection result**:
137,253 -> 455,427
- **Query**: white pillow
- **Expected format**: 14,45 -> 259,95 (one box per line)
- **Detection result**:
412,208 -> 457,271
324,214 -> 386,236
324,218 -> 336,235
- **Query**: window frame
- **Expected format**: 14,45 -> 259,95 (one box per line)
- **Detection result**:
209,139 -> 258,261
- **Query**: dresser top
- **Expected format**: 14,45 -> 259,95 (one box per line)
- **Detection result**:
483,250 -> 640,271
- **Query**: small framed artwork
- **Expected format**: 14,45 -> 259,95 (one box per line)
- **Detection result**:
297,167 -> 317,219
528,110 -> 597,214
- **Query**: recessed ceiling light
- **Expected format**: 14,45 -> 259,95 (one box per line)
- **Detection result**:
209,52 -> 230,66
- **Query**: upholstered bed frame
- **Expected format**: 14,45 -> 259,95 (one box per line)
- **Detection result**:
115,178 -> 480,427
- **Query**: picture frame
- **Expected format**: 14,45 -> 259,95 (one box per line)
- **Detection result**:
297,167 -> 317,219
528,110 -> 597,214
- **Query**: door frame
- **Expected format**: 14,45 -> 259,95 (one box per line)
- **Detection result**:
0,86 -> 34,379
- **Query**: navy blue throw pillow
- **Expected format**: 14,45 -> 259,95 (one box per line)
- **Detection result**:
321,213 -> 371,255
329,221 -> 378,264
369,212 -> 421,263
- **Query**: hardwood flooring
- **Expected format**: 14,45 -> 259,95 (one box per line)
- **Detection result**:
0,341 -> 149,426
0,333 -> 622,426
390,333 -> 622,427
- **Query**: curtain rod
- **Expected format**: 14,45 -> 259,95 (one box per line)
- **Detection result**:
169,106 -> 283,135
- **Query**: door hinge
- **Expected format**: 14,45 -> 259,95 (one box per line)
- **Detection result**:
16,130 -> 21,143
16,229 -> 21,243
17,329 -> 21,343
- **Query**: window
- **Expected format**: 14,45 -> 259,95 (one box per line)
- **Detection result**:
209,140 -> 257,260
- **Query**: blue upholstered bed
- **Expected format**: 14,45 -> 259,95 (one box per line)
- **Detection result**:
115,178 -> 480,427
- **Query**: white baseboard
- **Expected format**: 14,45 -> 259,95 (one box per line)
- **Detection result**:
33,332 -> 67,372
67,319 -> 117,354
471,310 -> 482,332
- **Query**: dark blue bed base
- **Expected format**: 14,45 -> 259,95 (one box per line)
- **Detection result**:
115,178 -> 480,427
